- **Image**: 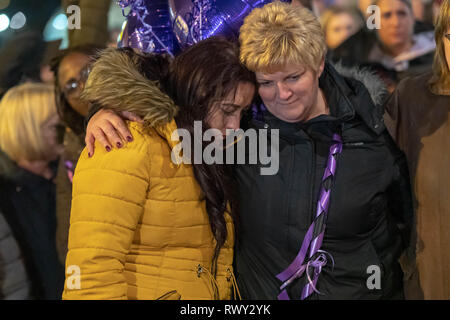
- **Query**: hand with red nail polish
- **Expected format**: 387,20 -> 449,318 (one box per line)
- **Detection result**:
85,109 -> 140,157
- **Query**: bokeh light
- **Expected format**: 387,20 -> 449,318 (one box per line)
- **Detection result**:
0,14 -> 10,32
52,13 -> 68,30
10,12 -> 26,30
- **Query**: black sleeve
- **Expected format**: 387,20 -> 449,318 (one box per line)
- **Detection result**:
83,102 -> 103,132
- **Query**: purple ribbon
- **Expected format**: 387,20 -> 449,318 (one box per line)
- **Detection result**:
276,133 -> 342,300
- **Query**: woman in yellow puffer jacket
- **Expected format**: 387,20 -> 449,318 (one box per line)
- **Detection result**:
63,38 -> 256,300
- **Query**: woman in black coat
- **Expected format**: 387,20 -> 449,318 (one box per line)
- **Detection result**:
233,2 -> 412,300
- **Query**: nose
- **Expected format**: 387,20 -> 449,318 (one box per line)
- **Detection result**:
276,82 -> 293,100
391,13 -> 401,27
225,114 -> 241,132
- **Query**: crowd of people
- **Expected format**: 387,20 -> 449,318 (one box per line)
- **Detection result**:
0,0 -> 448,300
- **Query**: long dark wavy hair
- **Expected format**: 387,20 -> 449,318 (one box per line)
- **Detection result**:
166,37 -> 256,275
50,44 -> 104,136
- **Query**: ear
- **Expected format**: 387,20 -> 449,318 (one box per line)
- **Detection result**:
317,57 -> 325,78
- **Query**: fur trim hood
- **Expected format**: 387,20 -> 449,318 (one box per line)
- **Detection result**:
82,48 -> 178,128
332,62 -> 388,108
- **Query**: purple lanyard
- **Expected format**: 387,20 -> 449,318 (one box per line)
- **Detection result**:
65,160 -> 74,184
276,133 -> 343,300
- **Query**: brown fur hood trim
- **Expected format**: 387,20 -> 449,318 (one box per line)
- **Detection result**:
81,48 -> 178,128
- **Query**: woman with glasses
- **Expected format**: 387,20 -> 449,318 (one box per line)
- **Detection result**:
49,45 -> 104,265
384,0 -> 450,299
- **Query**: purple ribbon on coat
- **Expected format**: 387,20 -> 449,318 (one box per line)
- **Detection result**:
276,133 -> 342,300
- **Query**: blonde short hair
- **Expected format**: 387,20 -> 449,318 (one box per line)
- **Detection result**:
239,1 -> 327,73
0,82 -> 57,162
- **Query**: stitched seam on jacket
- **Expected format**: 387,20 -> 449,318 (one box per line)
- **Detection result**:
146,198 -> 203,203
150,175 -> 196,179
124,261 -> 232,272
69,246 -> 128,255
72,193 -> 144,208
70,219 -> 138,232
64,280 -> 126,292
67,268 -> 123,276
76,168 -> 149,184
137,223 -> 211,229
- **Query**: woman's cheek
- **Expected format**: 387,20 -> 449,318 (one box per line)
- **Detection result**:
258,86 -> 274,104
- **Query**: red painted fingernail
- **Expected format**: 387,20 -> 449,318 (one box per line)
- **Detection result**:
106,146 -> 111,152
127,136 -> 133,142
117,142 -> 122,148
88,152 -> 91,158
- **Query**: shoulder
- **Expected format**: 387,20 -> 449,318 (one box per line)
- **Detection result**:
75,122 -> 154,177
396,72 -> 432,93
387,72 -> 433,114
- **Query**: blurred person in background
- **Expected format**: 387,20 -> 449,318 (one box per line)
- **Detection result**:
0,208 -> 31,299
0,83 -> 65,299
433,0 -> 445,19
359,0 -> 375,18
330,0 -> 435,93
384,0 -> 450,299
411,0 -> 436,29
0,32 -> 60,99
49,44 -> 103,265
320,5 -> 364,49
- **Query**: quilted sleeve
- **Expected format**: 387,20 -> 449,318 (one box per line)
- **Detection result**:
62,124 -> 150,300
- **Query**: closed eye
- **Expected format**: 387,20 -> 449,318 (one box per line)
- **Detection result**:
287,75 -> 300,81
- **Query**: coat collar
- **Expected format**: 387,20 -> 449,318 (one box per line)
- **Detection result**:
154,119 -> 180,151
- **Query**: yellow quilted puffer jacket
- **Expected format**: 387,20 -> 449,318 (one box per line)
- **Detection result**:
62,49 -> 236,300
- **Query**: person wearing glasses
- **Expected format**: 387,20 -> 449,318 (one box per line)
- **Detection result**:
50,45 -> 104,265
384,0 -> 450,300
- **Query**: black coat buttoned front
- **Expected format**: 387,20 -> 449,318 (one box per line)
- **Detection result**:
233,63 -> 413,300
